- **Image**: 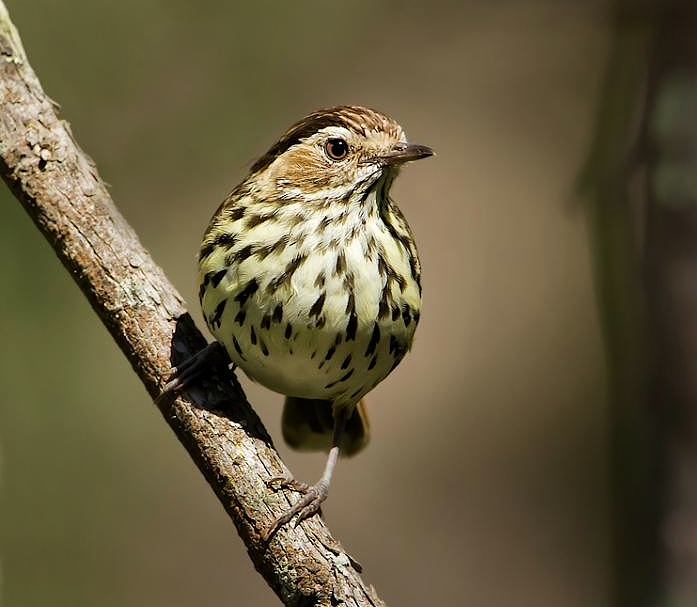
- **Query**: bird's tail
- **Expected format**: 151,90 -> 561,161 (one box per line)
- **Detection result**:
281,397 -> 369,457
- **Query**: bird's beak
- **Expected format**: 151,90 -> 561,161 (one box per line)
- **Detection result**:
380,142 -> 434,165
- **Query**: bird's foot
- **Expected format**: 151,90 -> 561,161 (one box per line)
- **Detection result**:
156,341 -> 230,404
263,477 -> 329,541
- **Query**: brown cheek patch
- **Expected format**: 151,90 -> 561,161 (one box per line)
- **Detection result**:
277,149 -> 331,188
275,148 -> 354,192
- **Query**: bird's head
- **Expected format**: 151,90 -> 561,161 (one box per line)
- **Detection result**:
248,105 -> 433,203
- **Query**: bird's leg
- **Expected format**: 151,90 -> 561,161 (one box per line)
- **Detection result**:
156,341 -> 230,404
263,408 -> 349,541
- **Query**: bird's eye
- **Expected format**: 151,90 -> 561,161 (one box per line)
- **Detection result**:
324,138 -> 349,161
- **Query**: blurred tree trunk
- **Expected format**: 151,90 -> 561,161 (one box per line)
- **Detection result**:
644,2 -> 697,603
586,1 -> 697,605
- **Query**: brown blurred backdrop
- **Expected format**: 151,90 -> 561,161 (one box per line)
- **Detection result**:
0,2 -> 611,605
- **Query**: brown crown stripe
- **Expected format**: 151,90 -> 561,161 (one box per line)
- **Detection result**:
250,105 -> 401,174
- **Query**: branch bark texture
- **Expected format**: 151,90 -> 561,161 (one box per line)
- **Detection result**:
0,4 -> 383,606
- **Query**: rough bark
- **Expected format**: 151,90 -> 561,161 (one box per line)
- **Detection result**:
0,3 -> 383,606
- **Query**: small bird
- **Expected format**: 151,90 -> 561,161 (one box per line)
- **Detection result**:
194,105 -> 432,537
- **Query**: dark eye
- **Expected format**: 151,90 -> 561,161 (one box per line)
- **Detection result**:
324,138 -> 349,161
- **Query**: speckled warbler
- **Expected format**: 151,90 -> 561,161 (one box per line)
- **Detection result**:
170,106 -> 432,538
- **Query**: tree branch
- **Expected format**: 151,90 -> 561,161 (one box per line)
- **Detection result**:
0,4 -> 384,606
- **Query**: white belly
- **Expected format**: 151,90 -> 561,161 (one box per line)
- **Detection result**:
200,235 -> 419,407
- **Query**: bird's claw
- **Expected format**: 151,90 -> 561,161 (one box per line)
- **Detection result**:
262,479 -> 329,542
155,342 -> 229,404
266,476 -> 310,493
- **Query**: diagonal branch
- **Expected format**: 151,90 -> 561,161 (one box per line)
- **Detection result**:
0,4 -> 384,606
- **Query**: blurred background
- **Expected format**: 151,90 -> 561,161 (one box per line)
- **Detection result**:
0,1 -> 632,605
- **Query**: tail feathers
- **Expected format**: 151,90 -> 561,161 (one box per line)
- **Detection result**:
281,397 -> 369,457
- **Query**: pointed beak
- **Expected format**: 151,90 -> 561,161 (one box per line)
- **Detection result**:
380,142 -> 434,165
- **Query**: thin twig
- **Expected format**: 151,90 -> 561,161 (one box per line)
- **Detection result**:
0,4 -> 384,606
